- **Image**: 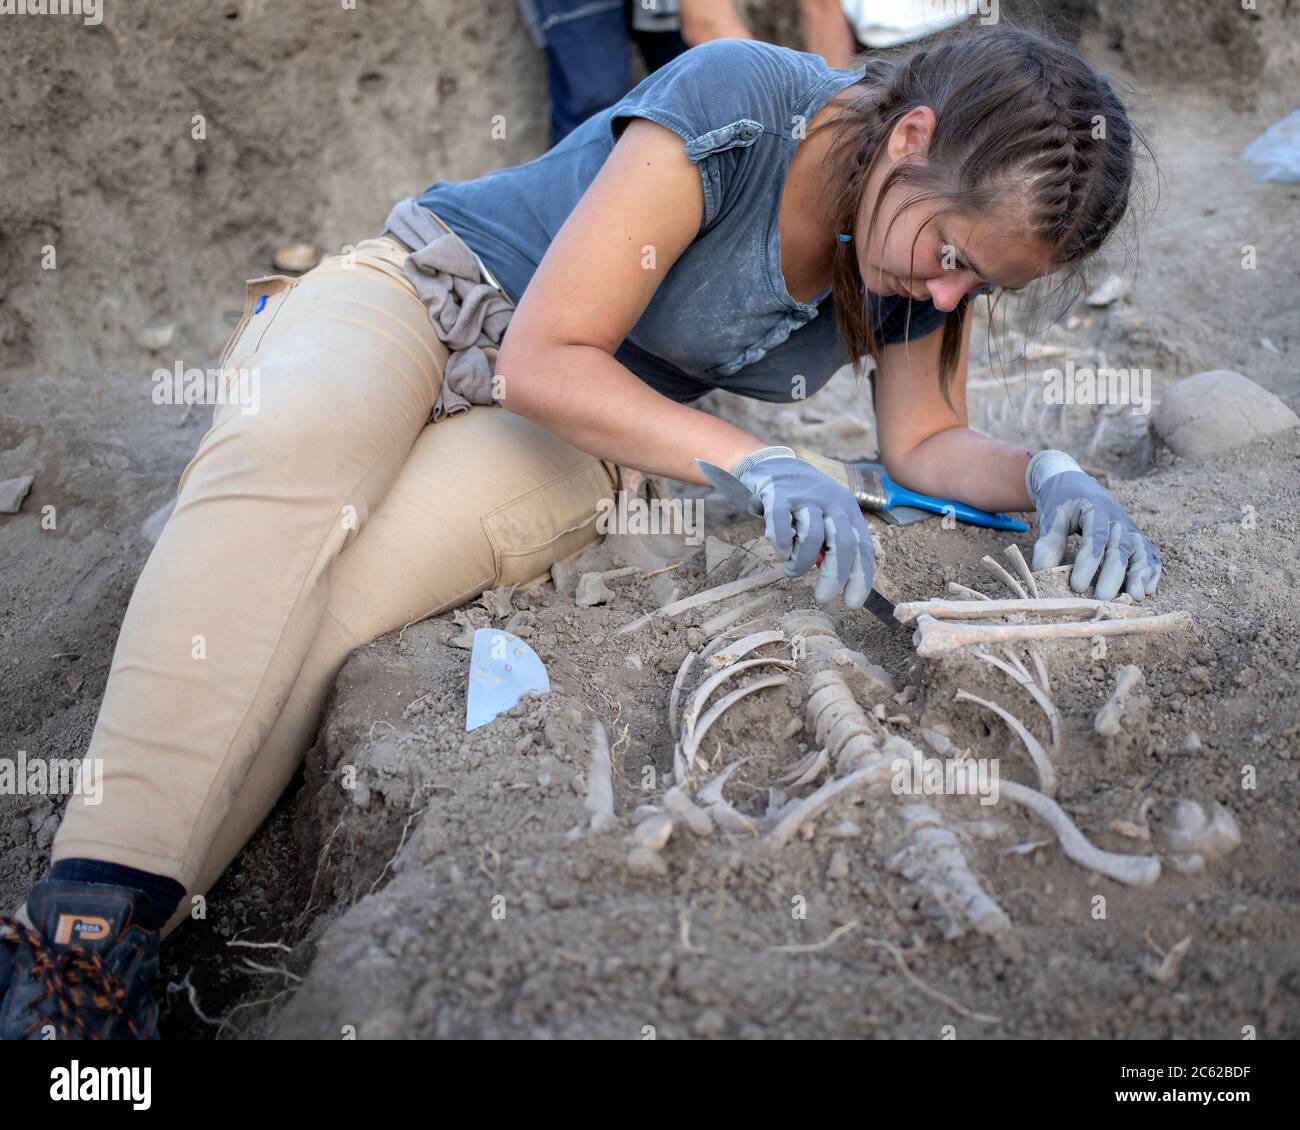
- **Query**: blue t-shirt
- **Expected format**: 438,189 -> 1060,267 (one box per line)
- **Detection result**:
416,38 -> 948,404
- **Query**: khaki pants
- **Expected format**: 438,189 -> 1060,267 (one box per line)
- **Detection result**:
51,236 -> 617,938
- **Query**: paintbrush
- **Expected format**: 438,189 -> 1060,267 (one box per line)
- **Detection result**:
794,448 -> 1029,532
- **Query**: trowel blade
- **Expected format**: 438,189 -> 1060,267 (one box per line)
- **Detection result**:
465,627 -> 550,732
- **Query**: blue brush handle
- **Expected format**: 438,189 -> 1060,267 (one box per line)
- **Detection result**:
881,472 -> 1030,532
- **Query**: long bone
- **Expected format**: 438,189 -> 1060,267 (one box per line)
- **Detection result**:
912,610 -> 1194,658
893,597 -> 1150,623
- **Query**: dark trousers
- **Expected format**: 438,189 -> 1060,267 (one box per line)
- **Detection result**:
530,0 -> 691,147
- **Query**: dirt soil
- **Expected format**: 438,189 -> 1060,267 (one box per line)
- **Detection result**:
1,2 -> 1297,1039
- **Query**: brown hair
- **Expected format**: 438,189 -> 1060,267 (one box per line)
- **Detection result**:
806,24 -> 1147,403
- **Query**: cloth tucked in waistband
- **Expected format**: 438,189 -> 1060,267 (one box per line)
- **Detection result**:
383,197 -> 515,422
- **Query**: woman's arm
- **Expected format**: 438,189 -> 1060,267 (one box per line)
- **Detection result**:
495,117 -> 767,487
873,312 -> 1034,513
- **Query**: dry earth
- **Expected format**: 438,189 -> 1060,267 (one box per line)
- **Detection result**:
1,0 -> 1297,1039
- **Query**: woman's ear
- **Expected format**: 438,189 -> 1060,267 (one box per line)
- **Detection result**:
886,105 -> 938,163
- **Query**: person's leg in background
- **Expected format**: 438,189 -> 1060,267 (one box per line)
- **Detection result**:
628,0 -> 692,72
530,0 -> 633,147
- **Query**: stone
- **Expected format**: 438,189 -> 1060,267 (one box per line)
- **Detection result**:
0,473 -> 35,513
273,242 -> 319,272
1085,273 -> 1130,307
1153,370 -> 1300,458
137,322 -> 176,352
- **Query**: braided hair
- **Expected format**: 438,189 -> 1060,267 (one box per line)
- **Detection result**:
807,25 -> 1145,402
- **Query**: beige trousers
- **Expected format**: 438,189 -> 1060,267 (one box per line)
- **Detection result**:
51,236 -> 617,938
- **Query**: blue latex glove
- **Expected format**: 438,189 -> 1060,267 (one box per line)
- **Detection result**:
732,446 -> 875,608
1027,450 -> 1161,601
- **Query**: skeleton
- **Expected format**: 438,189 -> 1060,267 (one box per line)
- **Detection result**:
606,539 -> 1209,935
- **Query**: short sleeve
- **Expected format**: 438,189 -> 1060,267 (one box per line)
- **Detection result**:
607,39 -> 787,231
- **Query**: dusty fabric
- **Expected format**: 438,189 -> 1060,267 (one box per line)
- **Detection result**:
384,198 -> 516,421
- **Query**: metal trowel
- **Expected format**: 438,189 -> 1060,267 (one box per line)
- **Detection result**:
465,627 -> 550,732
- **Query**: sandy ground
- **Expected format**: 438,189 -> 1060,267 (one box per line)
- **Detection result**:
1,3 -> 1297,1039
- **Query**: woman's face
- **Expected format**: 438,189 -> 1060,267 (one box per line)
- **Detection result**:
851,107 -> 1060,311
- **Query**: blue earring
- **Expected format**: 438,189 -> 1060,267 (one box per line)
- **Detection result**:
837,233 -> 853,242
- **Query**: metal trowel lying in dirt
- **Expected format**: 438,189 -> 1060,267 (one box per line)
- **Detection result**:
694,458 -> 901,632
465,627 -> 550,732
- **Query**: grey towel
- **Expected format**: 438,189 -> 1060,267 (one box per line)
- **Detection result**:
384,198 -> 516,421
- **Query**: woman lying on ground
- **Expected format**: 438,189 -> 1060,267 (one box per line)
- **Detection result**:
0,25 -> 1159,1038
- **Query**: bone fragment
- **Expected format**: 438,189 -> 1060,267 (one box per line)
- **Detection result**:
586,720 -> 617,833
1094,664 -> 1146,738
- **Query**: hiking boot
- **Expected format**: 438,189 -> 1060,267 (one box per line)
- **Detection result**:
0,878 -> 162,1040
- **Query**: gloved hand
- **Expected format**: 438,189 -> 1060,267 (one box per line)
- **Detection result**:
1027,450 -> 1161,601
732,446 -> 875,608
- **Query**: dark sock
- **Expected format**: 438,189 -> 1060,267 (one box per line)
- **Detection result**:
47,859 -> 187,931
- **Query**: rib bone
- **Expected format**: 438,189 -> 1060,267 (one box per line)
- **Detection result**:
999,780 -> 1161,886
954,689 -> 1056,796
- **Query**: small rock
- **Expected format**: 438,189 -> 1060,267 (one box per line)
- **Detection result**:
137,322 -> 176,352
1153,370 -> 1300,459
0,473 -> 35,514
827,848 -> 850,881
626,847 -> 668,878
1085,273 -> 1129,306
550,558 -> 582,599
624,653 -> 642,670
631,813 -> 674,851
273,242 -> 319,272
1183,732 -> 1202,753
